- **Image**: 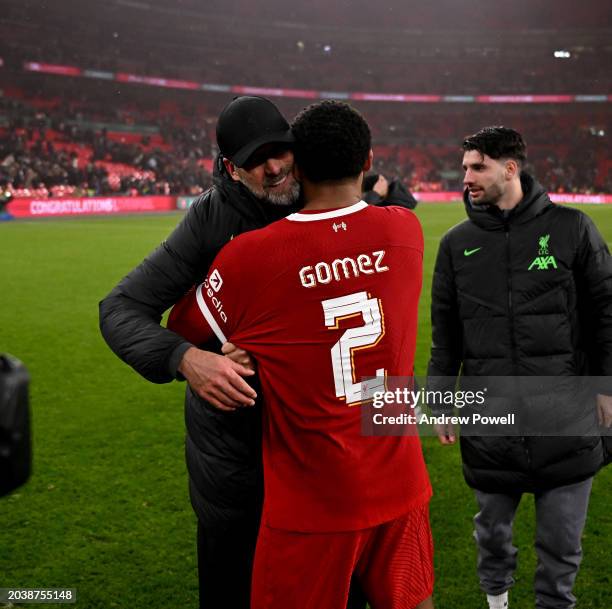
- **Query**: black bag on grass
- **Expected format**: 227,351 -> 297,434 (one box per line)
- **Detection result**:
0,354 -> 31,497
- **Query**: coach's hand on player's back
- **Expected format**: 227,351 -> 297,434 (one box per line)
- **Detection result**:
178,347 -> 257,411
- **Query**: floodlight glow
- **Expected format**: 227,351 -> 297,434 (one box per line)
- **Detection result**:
554,50 -> 571,58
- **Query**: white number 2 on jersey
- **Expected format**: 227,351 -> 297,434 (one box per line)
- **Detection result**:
321,291 -> 386,405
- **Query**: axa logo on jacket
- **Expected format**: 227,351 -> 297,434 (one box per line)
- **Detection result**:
528,233 -> 558,271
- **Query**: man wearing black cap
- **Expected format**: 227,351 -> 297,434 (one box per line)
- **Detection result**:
216,95 -> 299,209
99,97 -> 307,608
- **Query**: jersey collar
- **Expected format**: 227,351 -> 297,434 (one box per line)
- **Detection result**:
286,200 -> 368,222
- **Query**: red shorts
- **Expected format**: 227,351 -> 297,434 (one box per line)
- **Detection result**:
251,502 -> 434,609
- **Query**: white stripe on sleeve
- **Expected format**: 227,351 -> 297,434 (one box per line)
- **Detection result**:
195,283 -> 228,343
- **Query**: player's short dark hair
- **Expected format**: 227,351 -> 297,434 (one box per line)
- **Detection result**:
291,100 -> 371,183
463,126 -> 527,165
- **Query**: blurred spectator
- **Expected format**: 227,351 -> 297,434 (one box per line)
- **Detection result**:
363,173 -> 418,209
0,180 -> 13,219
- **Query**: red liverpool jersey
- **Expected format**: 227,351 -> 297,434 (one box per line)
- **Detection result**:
169,200 -> 431,532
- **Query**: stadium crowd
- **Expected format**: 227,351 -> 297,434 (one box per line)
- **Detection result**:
1,87 -> 610,199
0,94 -> 214,198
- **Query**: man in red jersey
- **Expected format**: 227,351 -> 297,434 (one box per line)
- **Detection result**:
169,100 -> 434,609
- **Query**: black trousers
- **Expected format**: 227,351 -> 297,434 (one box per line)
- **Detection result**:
197,516 -> 368,609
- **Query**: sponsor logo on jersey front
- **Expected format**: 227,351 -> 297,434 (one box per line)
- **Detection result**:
528,234 -> 557,271
209,268 -> 223,291
299,250 -> 388,288
203,272 -> 227,322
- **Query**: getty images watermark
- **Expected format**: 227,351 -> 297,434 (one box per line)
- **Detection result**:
359,376 -> 612,437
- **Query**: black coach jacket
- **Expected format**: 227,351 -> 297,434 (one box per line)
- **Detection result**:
427,173 -> 612,492
99,156 -> 298,524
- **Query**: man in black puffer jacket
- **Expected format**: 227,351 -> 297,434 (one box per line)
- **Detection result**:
427,126 -> 612,609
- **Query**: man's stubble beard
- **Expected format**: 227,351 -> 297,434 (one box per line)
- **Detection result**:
241,175 -> 301,207
471,182 -> 504,207
263,179 -> 301,206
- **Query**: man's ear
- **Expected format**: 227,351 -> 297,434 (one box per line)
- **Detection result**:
223,158 -> 241,182
505,159 -> 519,180
363,149 -> 373,173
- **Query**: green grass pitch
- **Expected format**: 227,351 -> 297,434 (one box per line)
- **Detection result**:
0,205 -> 610,608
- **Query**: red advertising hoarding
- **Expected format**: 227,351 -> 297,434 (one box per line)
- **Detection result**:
412,192 -> 612,204
9,196 -> 176,218
549,193 -> 612,204
413,191 -> 462,202
6,193 -> 612,220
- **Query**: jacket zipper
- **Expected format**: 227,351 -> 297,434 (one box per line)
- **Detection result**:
505,222 -> 531,468
505,222 -> 517,371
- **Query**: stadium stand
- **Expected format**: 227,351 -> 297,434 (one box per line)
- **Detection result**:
0,0 -> 609,197
1,80 -> 609,197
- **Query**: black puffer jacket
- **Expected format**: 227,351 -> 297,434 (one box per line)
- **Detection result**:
428,173 -> 612,492
99,156 -> 298,524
